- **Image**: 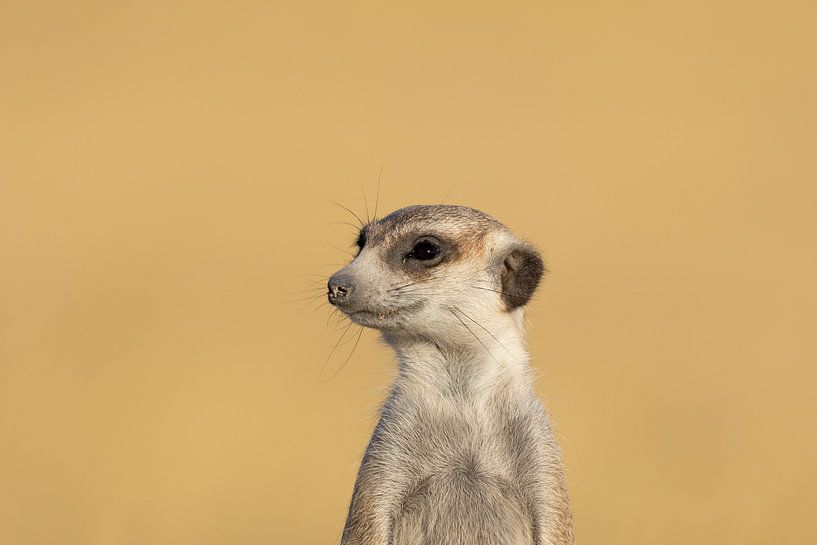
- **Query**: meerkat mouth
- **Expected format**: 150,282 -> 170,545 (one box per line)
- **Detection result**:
345,301 -> 425,327
349,308 -> 399,321
346,310 -> 392,328
350,310 -> 390,320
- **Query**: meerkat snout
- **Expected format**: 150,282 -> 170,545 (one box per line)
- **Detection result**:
327,273 -> 355,306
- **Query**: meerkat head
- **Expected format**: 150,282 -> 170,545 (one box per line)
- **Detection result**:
327,205 -> 545,345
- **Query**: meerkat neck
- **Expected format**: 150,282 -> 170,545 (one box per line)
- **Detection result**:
385,312 -> 534,399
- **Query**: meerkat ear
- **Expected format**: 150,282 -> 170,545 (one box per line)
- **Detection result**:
499,242 -> 546,310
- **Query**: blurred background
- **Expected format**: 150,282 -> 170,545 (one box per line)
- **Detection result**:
1,1 -> 816,544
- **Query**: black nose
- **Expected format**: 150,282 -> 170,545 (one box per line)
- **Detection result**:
327,274 -> 355,306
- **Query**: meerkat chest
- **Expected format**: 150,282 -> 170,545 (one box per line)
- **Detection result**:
388,392 -> 527,480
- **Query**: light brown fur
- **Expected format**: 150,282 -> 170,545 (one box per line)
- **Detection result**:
328,205 -> 574,545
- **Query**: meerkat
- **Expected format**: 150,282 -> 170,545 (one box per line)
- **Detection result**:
326,205 -> 574,545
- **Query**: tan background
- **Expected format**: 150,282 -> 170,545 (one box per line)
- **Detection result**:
1,1 -> 816,544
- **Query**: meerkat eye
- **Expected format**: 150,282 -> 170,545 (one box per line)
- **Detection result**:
356,230 -> 366,249
407,240 -> 440,261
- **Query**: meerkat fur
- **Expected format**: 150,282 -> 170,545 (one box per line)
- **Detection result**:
326,205 -> 574,545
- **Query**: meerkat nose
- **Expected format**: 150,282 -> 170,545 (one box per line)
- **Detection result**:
327,274 -> 355,306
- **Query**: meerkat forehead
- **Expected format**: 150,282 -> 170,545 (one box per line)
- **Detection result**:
361,205 -> 509,248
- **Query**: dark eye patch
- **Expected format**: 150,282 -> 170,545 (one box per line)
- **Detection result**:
356,230 -> 367,249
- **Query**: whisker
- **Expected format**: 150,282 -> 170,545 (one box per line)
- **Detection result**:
328,325 -> 359,347
301,294 -> 328,314
309,300 -> 330,315
326,221 -> 363,231
471,280 -> 501,287
388,281 -> 418,292
440,184 -> 456,204
283,291 -> 325,305
326,307 -> 341,328
392,294 -> 441,301
295,277 -> 329,286
471,285 -> 511,297
327,241 -> 355,258
386,283 -> 414,293
317,322 -> 354,380
285,284 -> 327,296
391,287 -> 426,293
360,184 -> 370,223
312,263 -> 349,270
393,289 -> 441,296
326,310 -> 352,332
284,294 -> 323,305
328,320 -> 352,334
318,326 -> 364,383
328,198 -> 366,227
455,308 -> 518,360
373,164 -> 383,221
449,308 -> 498,364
